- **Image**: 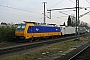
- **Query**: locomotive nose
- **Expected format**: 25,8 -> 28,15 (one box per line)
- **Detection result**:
15,24 -> 25,37
15,31 -> 25,40
15,31 -> 24,36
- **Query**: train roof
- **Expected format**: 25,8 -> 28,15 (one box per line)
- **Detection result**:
17,21 -> 60,27
24,21 -> 58,27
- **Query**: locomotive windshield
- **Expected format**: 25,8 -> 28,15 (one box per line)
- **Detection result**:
16,24 -> 26,31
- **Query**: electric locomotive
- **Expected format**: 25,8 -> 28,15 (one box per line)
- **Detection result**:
15,22 -> 62,41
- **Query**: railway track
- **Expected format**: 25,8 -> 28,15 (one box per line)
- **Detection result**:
55,41 -> 90,60
0,33 -> 89,56
70,45 -> 90,60
55,33 -> 90,60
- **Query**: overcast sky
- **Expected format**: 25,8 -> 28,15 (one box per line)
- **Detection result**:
0,0 -> 90,25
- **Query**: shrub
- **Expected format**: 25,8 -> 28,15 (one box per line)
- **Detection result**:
0,26 -> 16,42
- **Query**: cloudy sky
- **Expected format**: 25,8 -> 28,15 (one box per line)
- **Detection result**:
0,0 -> 90,25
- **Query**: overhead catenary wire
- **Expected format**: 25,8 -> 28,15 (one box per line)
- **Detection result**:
0,4 -> 31,12
59,11 -> 69,15
0,4 -> 43,16
0,2 -> 49,21
60,10 -> 76,12
68,0 -> 75,3
0,11 -> 42,19
18,0 -> 42,7
79,11 -> 90,18
0,11 -> 30,17
49,0 -> 64,9
7,0 -> 46,15
0,0 -> 44,16
0,0 -> 89,23
86,0 -> 90,5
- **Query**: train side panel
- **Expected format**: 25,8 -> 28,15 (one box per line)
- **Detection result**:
61,26 -> 75,35
60,26 -> 86,36
26,26 -> 61,39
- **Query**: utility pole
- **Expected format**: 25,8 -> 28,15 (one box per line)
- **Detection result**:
42,2 -> 47,24
76,0 -> 80,40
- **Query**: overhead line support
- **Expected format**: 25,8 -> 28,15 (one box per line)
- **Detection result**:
42,2 -> 47,24
75,0 -> 80,40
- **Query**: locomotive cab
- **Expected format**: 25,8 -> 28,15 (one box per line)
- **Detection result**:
15,23 -> 34,40
15,24 -> 26,39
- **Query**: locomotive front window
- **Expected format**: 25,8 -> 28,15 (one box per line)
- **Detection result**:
22,25 -> 25,28
17,25 -> 21,28
16,24 -> 26,31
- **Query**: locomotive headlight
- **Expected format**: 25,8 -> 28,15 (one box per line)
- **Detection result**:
20,36 -> 24,39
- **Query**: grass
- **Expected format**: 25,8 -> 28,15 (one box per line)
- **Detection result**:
2,35 -> 90,60
0,41 -> 17,48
